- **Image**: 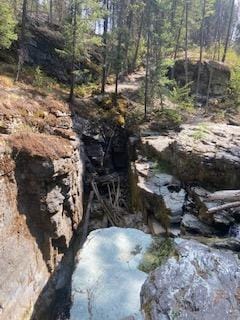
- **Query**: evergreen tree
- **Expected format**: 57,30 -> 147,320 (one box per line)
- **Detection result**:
0,1 -> 17,49
59,0 -> 103,101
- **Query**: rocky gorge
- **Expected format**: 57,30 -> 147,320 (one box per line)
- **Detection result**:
1,58 -> 240,320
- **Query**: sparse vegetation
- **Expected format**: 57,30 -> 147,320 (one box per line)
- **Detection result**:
229,66 -> 240,110
33,66 -> 57,92
139,238 -> 177,273
192,123 -> 209,141
152,160 -> 172,174
155,108 -> 183,127
169,82 -> 194,111
75,83 -> 100,98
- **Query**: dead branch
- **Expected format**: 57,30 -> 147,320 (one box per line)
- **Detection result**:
91,180 -> 116,226
107,183 -> 113,206
80,191 -> 94,248
207,201 -> 240,214
114,177 -> 121,208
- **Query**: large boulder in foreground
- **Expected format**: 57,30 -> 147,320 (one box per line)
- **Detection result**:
141,238 -> 240,320
70,227 -> 153,320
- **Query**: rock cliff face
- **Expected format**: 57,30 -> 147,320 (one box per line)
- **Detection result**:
0,86 -> 84,319
23,18 -> 101,83
173,59 -> 230,99
142,123 -> 240,189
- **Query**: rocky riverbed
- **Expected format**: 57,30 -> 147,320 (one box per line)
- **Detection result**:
67,120 -> 240,320
129,123 -> 240,245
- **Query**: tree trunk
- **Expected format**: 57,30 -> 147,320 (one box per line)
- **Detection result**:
69,0 -> 77,102
213,0 -> 222,61
222,0 -> 235,63
206,66 -> 213,107
170,0 -> 177,29
130,11 -> 144,72
124,0 -> 134,73
36,0 -> 39,18
171,4 -> 185,79
114,31 -> 122,106
173,5 -> 185,60
101,0 -> 109,94
15,0 -> 28,82
49,0 -> 53,24
196,0 -> 206,99
184,0 -> 189,85
144,27 -> 150,119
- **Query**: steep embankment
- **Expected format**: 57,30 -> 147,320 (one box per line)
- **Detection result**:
0,80 -> 84,319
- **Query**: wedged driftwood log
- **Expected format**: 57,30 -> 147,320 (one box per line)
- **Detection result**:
205,190 -> 240,202
191,187 -> 240,217
207,201 -> 240,214
91,179 -> 126,226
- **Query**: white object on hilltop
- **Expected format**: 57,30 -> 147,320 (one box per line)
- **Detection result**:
70,227 -> 153,320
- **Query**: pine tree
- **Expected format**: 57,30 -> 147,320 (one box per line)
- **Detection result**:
59,0 -> 102,101
0,1 -> 17,49
222,0 -> 235,63
15,0 -> 28,82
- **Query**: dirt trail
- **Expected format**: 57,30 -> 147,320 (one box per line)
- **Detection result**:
105,69 -> 212,126
105,69 -> 145,100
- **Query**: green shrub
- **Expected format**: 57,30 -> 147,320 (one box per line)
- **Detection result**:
156,108 -> 183,126
169,82 -> 194,111
75,83 -> 100,98
33,66 -> 57,91
229,66 -> 240,109
191,123 -> 209,141
33,66 -> 44,87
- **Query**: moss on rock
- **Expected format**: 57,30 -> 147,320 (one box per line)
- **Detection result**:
139,238 -> 177,273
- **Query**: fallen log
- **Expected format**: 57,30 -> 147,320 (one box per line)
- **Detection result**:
207,201 -> 240,214
205,190 -> 240,202
91,181 -> 116,226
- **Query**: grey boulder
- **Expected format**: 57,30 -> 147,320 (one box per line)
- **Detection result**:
141,239 -> 240,320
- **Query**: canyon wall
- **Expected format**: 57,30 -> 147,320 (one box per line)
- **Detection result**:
0,87 -> 84,319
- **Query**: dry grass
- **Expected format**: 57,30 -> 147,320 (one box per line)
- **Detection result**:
0,79 -> 72,134
0,154 -> 15,175
8,132 -> 72,160
0,75 -> 14,88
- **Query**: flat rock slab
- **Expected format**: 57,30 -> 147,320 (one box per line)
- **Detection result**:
181,213 -> 217,236
70,227 -> 153,320
141,123 -> 240,189
141,238 -> 240,320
